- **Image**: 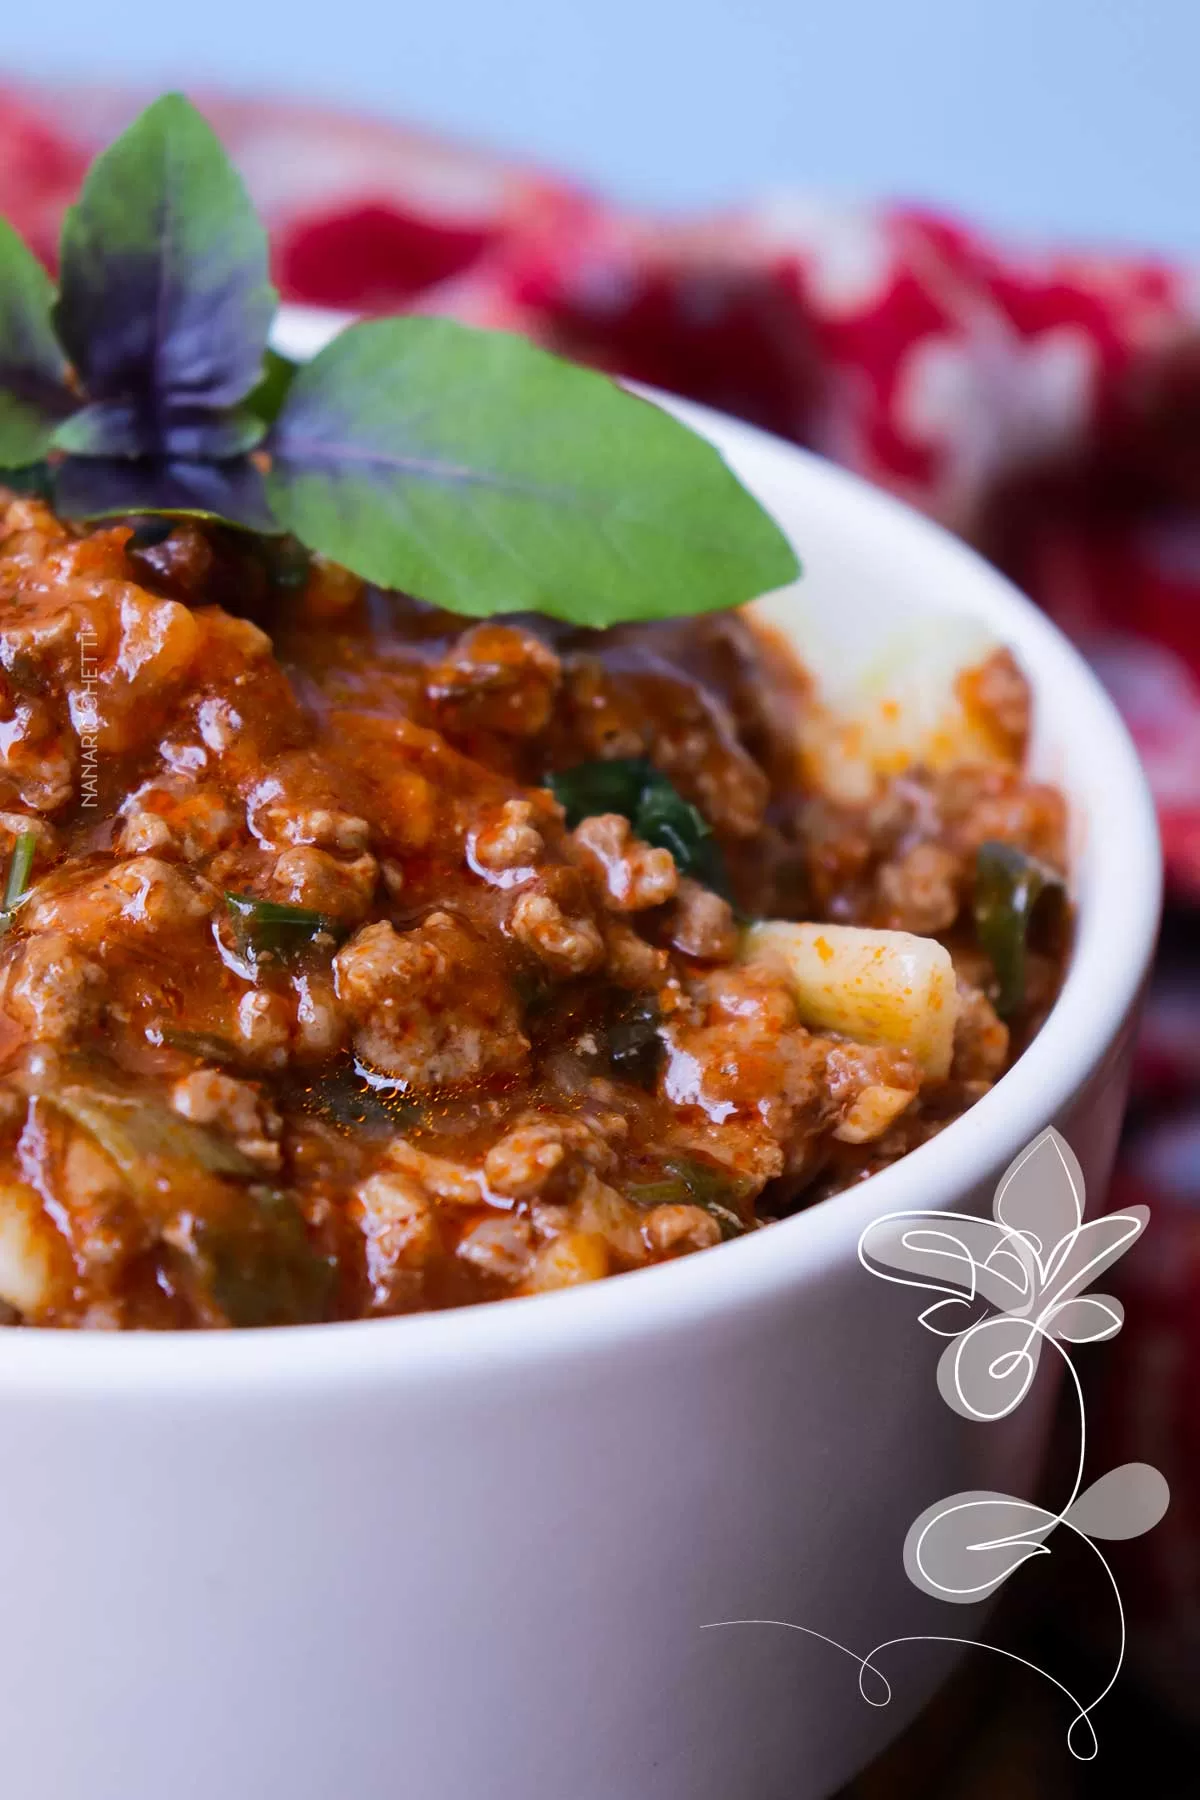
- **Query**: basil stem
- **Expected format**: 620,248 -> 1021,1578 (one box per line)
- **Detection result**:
973,840 -> 1066,1017
0,829 -> 38,933
225,892 -> 341,962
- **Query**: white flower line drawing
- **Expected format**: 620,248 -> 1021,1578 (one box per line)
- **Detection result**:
702,1127 -> 1169,1761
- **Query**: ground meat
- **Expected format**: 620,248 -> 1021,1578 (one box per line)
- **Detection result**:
4,935 -> 105,1039
643,1203 -> 722,1256
232,989 -> 293,1069
351,1170 -> 442,1313
117,777 -> 241,862
469,798 -> 545,878
951,980 -> 1010,1082
270,846 -> 379,924
170,1070 -> 283,1170
334,913 -> 529,1087
21,857 -> 214,945
456,1214 -> 534,1282
668,878 -> 738,961
604,921 -> 671,988
509,888 -> 605,977
383,1136 -> 483,1206
0,812 -> 55,860
959,647 -> 1031,759
0,498 -> 1069,1328
661,965 -> 827,1171
876,842 -> 961,935
0,687 -> 76,813
570,813 -> 678,912
427,623 -> 561,737
484,1117 -> 568,1200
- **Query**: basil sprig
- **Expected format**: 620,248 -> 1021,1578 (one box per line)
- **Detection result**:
0,95 -> 799,628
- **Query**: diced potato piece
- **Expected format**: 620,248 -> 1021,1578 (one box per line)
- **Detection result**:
0,1181 -> 57,1317
742,921 -> 959,1077
797,623 -> 1013,803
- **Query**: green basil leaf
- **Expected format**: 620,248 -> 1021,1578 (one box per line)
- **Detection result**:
973,840 -> 1066,1017
634,769 -> 732,901
54,453 -> 278,533
53,94 -> 276,457
549,757 -> 656,829
1,461 -> 55,501
246,348 -> 299,426
268,317 -> 799,625
0,217 -> 75,466
54,397 -> 266,460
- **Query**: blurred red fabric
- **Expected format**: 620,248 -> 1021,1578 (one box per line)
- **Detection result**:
3,81 -> 1197,1714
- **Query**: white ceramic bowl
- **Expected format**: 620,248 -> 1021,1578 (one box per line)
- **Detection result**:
0,316 -> 1160,1800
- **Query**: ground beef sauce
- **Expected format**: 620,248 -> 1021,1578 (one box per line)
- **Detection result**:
0,498 -> 1068,1328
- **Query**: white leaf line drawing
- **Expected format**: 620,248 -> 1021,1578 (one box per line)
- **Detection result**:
703,1128 -> 1170,1762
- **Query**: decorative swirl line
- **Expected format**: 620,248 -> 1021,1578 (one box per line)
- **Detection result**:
704,1128 -> 1168,1763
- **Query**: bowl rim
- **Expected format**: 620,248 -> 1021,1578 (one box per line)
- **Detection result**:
0,306 -> 1162,1396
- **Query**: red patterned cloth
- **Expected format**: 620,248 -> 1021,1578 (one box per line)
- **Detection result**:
3,81 -> 1198,1711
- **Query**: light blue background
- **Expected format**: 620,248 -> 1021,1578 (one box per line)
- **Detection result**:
4,0 -> 1198,253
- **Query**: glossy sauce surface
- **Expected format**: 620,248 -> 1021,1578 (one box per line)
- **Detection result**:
0,501 -> 1067,1326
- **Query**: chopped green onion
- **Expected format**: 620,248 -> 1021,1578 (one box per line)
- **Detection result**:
225,892 -> 341,961
549,757 -> 734,899
629,1155 -> 753,1238
202,1185 -> 337,1329
0,829 -> 38,933
973,841 -> 1066,1017
43,1079 -> 334,1326
45,1084 -> 258,1191
160,1027 -> 246,1066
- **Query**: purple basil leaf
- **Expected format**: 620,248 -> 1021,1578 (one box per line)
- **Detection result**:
54,398 -> 266,461
0,217 -> 76,466
53,95 -> 276,452
54,454 -> 278,534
